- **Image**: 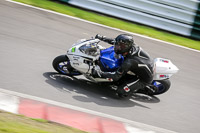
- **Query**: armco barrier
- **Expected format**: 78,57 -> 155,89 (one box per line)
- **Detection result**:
99,0 -> 196,25
61,0 -> 200,39
149,0 -> 199,12
191,3 -> 200,39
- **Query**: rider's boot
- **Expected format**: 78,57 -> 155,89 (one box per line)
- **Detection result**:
144,85 -> 158,95
116,79 -> 146,98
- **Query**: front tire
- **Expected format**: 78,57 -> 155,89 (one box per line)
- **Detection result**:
52,55 -> 82,76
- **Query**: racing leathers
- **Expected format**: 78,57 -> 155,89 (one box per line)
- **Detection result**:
93,36 -> 155,96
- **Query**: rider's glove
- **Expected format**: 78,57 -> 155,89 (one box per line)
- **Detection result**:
95,34 -> 105,40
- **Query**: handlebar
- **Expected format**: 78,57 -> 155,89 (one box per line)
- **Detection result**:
95,34 -> 105,40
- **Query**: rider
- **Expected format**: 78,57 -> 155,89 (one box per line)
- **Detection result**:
92,34 -> 156,97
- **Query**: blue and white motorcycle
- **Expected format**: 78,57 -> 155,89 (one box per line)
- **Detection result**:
52,37 -> 179,97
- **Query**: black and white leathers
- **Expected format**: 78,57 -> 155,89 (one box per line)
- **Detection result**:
99,37 -> 154,85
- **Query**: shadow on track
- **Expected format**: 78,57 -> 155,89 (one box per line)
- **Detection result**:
43,72 -> 160,108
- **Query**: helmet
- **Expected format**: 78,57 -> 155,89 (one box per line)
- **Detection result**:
114,34 -> 134,54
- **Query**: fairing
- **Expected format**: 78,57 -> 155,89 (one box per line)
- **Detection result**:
99,46 -> 124,71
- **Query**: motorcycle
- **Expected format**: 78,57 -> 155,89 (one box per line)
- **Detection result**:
52,37 -> 179,97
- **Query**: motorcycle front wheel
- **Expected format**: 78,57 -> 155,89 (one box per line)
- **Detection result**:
52,55 -> 82,76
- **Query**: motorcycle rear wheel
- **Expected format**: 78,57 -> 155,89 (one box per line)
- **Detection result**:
152,79 -> 171,95
52,55 -> 82,76
136,79 -> 171,96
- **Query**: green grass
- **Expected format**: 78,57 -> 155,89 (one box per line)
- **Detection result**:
30,118 -> 49,123
0,111 -> 87,133
14,0 -> 200,51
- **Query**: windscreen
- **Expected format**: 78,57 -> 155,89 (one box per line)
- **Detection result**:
79,43 -> 98,56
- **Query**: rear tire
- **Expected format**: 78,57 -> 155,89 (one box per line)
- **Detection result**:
136,79 -> 171,96
152,79 -> 171,95
52,55 -> 82,76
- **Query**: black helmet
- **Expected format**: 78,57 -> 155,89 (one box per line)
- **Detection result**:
114,34 -> 134,54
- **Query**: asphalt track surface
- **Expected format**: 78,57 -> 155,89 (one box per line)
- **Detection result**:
0,1 -> 200,133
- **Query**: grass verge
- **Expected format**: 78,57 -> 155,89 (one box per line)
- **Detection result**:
13,0 -> 200,51
0,111 -> 87,133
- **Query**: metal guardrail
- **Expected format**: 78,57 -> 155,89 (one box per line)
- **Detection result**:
149,0 -> 200,12
60,0 -> 200,39
99,0 -> 196,24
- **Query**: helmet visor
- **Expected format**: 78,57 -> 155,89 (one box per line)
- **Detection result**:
114,42 -> 131,53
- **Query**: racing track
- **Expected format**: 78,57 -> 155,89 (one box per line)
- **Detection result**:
0,1 -> 200,133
